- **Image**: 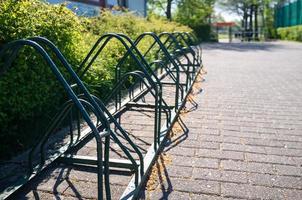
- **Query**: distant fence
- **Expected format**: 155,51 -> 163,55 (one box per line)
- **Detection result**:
275,0 -> 302,28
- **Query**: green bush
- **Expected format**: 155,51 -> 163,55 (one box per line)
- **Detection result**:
190,23 -> 218,42
0,0 -> 86,159
0,0 -> 192,159
277,25 -> 302,42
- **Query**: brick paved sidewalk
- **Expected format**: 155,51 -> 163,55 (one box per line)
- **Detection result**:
141,41 -> 302,200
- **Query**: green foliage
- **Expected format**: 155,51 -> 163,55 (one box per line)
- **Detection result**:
147,0 -> 175,20
277,25 -> 302,41
190,24 -> 218,42
0,0 -> 192,159
0,0 -> 85,159
79,11 -> 191,93
217,0 -> 278,39
263,0 -> 277,39
175,0 -> 214,26
174,0 -> 216,41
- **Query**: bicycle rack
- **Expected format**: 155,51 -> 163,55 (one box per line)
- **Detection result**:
0,32 -> 203,200
77,33 -> 170,151
0,39 -> 113,199
172,32 -> 202,68
181,32 -> 203,62
116,32 -> 187,110
153,32 -> 198,92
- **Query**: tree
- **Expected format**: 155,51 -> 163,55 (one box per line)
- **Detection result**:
218,0 -> 278,39
175,0 -> 215,26
148,0 -> 178,20
148,0 -> 216,22
175,0 -> 216,41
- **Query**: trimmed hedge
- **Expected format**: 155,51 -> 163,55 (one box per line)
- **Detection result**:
0,0 -> 86,159
190,24 -> 218,42
0,0 -> 192,159
277,25 -> 302,42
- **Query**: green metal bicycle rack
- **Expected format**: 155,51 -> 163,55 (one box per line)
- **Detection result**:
77,33 -> 170,151
155,32 -> 196,91
117,32 -> 203,199
136,32 -> 196,99
0,39 -> 114,199
117,32 -> 187,110
0,32 -> 202,200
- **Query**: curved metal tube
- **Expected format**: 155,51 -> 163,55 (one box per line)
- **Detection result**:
0,39 -> 109,199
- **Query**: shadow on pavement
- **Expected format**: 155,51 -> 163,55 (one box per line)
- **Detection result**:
202,42 -> 283,52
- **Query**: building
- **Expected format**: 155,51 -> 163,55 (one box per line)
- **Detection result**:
47,0 -> 147,17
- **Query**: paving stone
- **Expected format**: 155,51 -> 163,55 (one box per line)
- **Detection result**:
246,153 -> 298,165
62,180 -> 99,199
165,147 -> 196,157
265,146 -> 302,157
193,158 -> 219,169
20,190 -> 82,200
197,128 -> 220,136
249,173 -> 302,189
248,173 -> 273,187
222,130 -> 262,139
221,143 -> 266,154
178,140 -> 220,149
192,168 -> 247,184
68,168 -> 98,183
191,193 -> 244,200
171,178 -> 220,195
244,138 -> 284,147
221,182 -> 285,199
28,170 -> 70,194
198,135 -> 242,144
283,141 -> 302,149
196,149 -> 244,160
145,190 -> 190,200
274,164 -> 302,176
170,155 -> 194,167
282,188 -> 302,199
167,166 -> 192,178
63,180 -> 125,200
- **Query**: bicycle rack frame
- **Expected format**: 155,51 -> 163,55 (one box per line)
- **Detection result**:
172,32 -> 203,71
132,33 -> 195,100
0,39 -> 113,199
117,32 -> 203,199
74,33 -> 176,198
77,33 -> 170,151
116,32 -> 187,110
158,32 -> 199,77
0,31 -> 203,200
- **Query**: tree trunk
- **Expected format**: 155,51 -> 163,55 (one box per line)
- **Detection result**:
243,6 -> 248,40
254,5 -> 259,40
166,0 -> 172,21
249,4 -> 253,41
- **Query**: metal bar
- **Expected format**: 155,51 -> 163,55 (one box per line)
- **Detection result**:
58,155 -> 139,170
161,81 -> 187,86
126,102 -> 174,110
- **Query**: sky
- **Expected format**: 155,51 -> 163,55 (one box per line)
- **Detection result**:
214,3 -> 241,22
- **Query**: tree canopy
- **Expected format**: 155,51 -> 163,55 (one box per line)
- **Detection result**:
174,0 -> 215,26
